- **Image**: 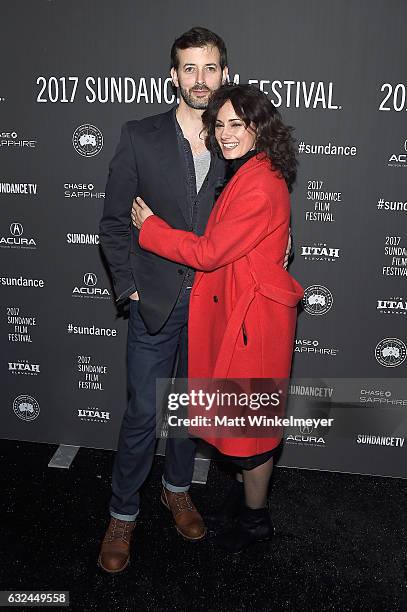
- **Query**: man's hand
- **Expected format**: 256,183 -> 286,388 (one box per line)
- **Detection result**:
283,228 -> 292,270
131,197 -> 154,229
129,291 -> 139,301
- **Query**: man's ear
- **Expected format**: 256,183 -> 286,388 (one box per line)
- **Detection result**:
222,66 -> 229,85
170,67 -> 179,89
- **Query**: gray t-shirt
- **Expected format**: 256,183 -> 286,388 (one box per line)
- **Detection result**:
193,149 -> 211,193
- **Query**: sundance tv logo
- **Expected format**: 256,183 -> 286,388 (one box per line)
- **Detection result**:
72,124 -> 103,157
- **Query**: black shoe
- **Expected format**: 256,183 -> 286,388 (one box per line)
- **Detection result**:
214,505 -> 275,554
205,480 -> 244,531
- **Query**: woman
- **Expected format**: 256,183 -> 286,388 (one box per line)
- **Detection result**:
132,84 -> 304,553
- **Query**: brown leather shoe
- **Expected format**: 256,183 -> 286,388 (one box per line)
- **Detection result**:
161,486 -> 206,540
98,517 -> 136,573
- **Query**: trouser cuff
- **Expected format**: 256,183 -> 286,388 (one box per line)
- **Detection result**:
162,475 -> 190,493
110,509 -> 139,521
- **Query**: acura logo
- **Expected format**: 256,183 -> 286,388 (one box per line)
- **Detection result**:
10,222 -> 23,237
299,424 -> 314,435
83,272 -> 97,287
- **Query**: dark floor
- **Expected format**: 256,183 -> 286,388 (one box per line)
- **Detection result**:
0,439 -> 406,612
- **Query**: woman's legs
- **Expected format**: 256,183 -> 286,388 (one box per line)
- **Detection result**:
205,471 -> 244,529
214,456 -> 275,553
242,457 -> 273,508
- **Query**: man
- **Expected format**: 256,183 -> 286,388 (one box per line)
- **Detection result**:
98,27 -> 229,573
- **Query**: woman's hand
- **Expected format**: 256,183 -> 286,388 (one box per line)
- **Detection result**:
131,197 -> 154,230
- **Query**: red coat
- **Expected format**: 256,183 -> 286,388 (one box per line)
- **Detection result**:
139,155 -> 304,457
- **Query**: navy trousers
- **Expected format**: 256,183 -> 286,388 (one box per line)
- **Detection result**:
110,290 -> 197,520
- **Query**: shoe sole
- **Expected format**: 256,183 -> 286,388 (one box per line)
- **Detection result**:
97,554 -> 130,574
160,496 -> 207,541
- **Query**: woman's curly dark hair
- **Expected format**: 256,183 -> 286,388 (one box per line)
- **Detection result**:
202,84 -> 298,192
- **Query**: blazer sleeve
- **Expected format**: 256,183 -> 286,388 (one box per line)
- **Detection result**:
139,184 -> 285,272
99,122 -> 138,302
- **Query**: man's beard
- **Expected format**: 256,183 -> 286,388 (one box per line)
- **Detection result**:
179,85 -> 212,110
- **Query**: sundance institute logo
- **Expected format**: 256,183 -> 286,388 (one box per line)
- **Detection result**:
72,124 -> 103,157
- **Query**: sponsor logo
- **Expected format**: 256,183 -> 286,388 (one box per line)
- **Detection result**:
288,384 -> 334,399
72,124 -> 103,157
387,139 -> 407,168
285,423 -> 326,446
8,360 -> 40,376
294,338 -> 338,356
72,272 -> 110,299
10,222 -> 23,236
0,182 -> 37,195
377,297 -> 407,316
78,407 -> 110,423
359,388 -> 407,406
300,242 -> 340,262
63,182 -> 104,199
0,222 -> 37,249
13,394 -> 40,421
375,338 -> 407,368
0,130 -> 37,148
302,285 -> 333,315
356,434 -> 405,447
66,233 -> 99,245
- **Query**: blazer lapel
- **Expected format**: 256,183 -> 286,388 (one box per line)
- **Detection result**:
150,110 -> 190,226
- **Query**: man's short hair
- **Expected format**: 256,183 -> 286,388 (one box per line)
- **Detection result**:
171,26 -> 227,70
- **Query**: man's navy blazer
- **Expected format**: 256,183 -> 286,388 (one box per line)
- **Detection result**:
99,109 -> 226,334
